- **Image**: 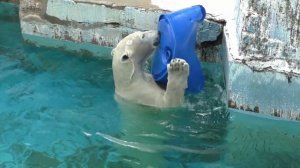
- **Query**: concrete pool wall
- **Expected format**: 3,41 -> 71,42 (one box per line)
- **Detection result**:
228,0 -> 300,120
1,0 -> 300,120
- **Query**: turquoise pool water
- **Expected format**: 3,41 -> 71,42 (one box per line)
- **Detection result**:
1,3 -> 300,168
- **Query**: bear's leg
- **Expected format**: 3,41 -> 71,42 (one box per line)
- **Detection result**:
164,58 -> 189,107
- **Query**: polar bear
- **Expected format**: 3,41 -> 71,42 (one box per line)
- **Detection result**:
111,30 -> 189,108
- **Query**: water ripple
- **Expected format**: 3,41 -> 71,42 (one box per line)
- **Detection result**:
95,132 -> 223,155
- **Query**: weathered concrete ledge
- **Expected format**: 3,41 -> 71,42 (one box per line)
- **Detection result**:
19,0 -> 224,62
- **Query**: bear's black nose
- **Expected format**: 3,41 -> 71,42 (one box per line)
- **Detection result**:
153,40 -> 159,46
153,32 -> 160,46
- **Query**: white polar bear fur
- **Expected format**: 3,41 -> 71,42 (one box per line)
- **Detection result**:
112,30 -> 189,108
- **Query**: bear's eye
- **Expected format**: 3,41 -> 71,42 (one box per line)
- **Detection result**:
141,34 -> 145,39
121,54 -> 129,62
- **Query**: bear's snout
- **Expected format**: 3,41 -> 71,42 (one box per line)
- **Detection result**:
153,32 -> 160,47
153,39 -> 159,46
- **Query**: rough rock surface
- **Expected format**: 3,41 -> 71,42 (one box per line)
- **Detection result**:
235,0 -> 300,76
228,0 -> 300,120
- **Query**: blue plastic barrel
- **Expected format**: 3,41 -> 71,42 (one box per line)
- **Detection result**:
151,5 -> 206,93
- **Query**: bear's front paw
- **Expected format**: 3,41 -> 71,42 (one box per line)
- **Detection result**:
167,58 -> 189,76
167,58 -> 189,89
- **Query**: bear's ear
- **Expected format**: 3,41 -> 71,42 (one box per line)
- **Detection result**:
120,54 -> 130,63
111,49 -> 115,56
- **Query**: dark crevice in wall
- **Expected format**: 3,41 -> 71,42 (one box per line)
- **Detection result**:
104,22 -> 121,28
75,0 -> 126,10
196,29 -> 225,63
206,18 -> 226,26
0,0 -> 19,5
200,31 -> 224,48
44,14 -> 123,29
0,2 -> 18,22
44,14 -> 67,25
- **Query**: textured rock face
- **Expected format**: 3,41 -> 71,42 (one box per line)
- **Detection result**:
235,0 -> 300,76
228,0 -> 300,120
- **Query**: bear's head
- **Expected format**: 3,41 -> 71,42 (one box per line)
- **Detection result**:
112,31 -> 159,86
